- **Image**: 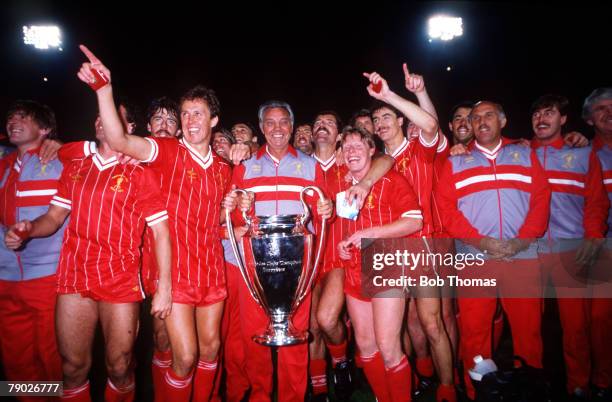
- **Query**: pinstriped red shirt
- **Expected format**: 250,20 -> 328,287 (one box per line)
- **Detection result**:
386,132 -> 447,237
52,148 -> 167,293
143,137 -> 231,288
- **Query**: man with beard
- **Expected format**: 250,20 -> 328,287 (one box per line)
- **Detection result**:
293,123 -> 314,155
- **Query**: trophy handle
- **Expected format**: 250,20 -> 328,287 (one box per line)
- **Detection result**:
225,188 -> 261,304
295,185 -> 327,305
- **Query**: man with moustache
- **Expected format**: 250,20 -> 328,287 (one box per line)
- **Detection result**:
531,94 -> 609,401
293,123 -> 314,155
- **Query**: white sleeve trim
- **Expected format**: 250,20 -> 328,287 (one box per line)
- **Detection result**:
146,211 -> 169,227
401,210 -> 423,219
419,129 -> 439,148
50,195 -> 71,210
141,137 -> 159,163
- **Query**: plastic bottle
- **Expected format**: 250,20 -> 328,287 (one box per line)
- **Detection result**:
468,355 -> 498,382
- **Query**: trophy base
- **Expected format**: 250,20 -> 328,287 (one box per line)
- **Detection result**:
253,324 -> 308,346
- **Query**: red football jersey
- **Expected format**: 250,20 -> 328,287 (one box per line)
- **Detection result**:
338,169 -> 422,293
143,137 -> 231,288
387,132 -> 447,237
314,154 -> 349,273
52,149 -> 168,293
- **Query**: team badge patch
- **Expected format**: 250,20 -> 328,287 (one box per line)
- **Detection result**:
110,174 -> 128,192
562,153 -> 575,169
187,168 -> 199,182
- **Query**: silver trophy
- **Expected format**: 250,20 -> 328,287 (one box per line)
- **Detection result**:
226,186 -> 327,346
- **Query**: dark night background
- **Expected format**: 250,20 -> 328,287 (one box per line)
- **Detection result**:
0,2 -> 610,400
0,1 -> 610,143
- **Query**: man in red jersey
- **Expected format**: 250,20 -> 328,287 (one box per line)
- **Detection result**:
337,126 -> 423,402
75,45 -> 235,402
352,69 -> 455,402
5,98 -> 172,402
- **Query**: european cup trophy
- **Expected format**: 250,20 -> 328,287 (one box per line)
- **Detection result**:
225,186 -> 327,346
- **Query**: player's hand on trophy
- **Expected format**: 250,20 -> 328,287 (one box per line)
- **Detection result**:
229,143 -> 252,165
575,238 -> 604,269
151,283 -> 172,320
317,197 -> 333,219
363,71 -> 391,100
5,220 -> 32,250
403,63 -> 426,94
77,45 -> 111,91
239,191 -> 255,212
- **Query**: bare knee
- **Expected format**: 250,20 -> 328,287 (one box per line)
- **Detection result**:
316,306 -> 339,335
173,350 -> 197,375
420,313 -> 444,344
377,337 -> 403,367
61,352 -> 91,386
153,324 -> 171,352
106,349 -> 133,381
198,334 -> 221,362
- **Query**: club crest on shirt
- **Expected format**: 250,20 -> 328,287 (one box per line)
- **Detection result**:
365,193 -> 376,210
38,164 -> 48,177
71,172 -> 82,181
510,151 -> 521,163
464,155 -> 475,163
294,162 -> 303,175
397,157 -> 409,174
186,168 -> 199,182
562,153 -> 575,169
251,164 -> 262,174
110,174 -> 128,192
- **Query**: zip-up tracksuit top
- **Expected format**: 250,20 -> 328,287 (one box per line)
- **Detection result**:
532,136 -> 609,253
435,137 -> 551,259
0,150 -> 67,281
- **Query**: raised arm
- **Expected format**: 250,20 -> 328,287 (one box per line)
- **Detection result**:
363,71 -> 438,142
403,63 -> 439,121
77,45 -> 153,161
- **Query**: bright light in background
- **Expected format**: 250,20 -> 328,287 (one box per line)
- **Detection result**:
428,16 -> 463,41
23,25 -> 62,50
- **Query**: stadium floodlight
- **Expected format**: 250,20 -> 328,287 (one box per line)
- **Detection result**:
428,16 -> 463,41
23,25 -> 62,50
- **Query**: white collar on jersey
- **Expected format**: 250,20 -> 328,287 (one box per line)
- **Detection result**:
180,138 -> 213,170
475,138 -> 502,160
82,141 -> 119,171
385,137 -> 409,159
314,153 -> 336,172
